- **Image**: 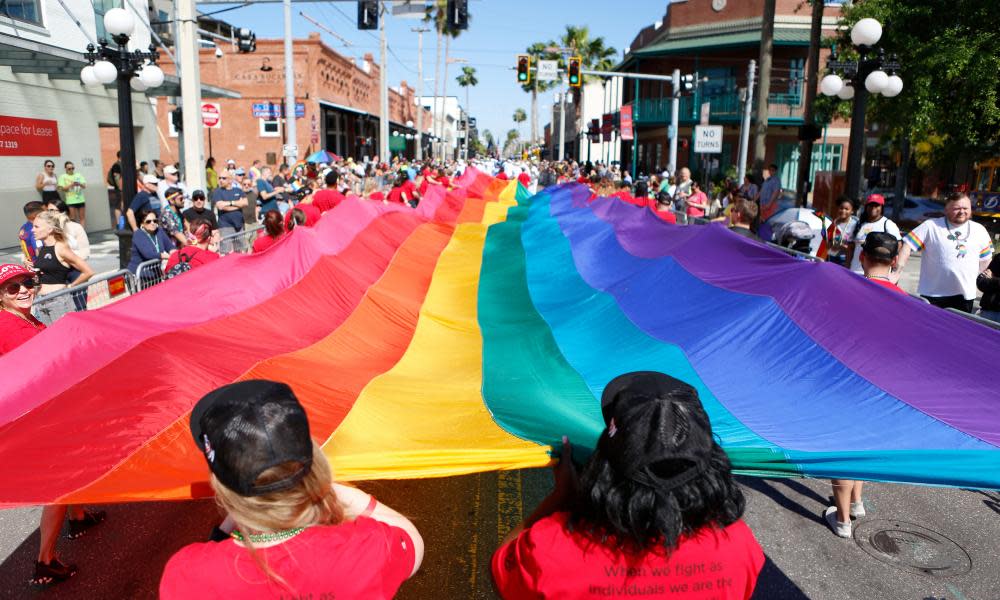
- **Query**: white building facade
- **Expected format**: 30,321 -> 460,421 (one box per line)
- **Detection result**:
416,95 -> 464,159
1,0 -> 163,243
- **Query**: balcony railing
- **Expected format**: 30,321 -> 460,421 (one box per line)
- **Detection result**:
628,79 -> 805,126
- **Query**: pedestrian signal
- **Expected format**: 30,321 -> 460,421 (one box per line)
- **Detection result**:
447,0 -> 468,30
681,73 -> 696,92
358,0 -> 378,30
236,28 -> 256,53
567,56 -> 582,87
517,54 -> 530,84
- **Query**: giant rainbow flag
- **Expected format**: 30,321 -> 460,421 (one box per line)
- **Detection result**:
0,168 -> 998,507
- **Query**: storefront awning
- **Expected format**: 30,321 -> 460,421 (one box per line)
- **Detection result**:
317,100 -> 419,131
0,35 -> 240,99
632,28 -> 811,57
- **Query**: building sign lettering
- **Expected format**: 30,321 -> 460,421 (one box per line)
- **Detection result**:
0,115 -> 60,156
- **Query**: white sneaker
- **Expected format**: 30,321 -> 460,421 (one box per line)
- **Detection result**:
850,501 -> 866,519
824,506 -> 852,538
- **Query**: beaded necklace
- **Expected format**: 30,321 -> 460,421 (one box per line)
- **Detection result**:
230,527 -> 304,544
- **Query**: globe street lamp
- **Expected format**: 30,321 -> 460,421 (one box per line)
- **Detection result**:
80,7 -> 163,211
820,17 -> 902,201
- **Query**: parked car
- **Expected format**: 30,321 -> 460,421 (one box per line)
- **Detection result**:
882,195 -> 945,231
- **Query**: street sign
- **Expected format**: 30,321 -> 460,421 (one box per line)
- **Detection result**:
699,102 -> 710,126
282,144 -> 298,157
694,125 -> 723,153
201,102 -> 221,129
536,60 -> 558,81
252,102 -> 305,119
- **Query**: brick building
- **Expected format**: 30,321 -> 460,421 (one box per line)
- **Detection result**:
154,33 -> 432,168
616,0 -> 850,190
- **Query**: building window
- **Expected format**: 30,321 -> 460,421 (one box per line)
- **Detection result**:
1,0 -> 42,25
93,0 -> 117,39
259,118 -> 281,138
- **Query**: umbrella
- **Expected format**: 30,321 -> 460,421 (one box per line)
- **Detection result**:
763,207 -> 831,256
306,149 -> 341,164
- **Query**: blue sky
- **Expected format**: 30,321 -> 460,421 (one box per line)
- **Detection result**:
198,0 -> 668,141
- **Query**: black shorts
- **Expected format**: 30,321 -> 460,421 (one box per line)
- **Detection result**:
108,189 -> 122,212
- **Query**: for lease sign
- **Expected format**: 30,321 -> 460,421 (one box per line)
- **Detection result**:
0,116 -> 61,156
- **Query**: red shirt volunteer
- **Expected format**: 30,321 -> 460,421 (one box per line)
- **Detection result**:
252,232 -> 284,254
0,309 -> 45,355
165,246 -> 219,272
517,172 -> 531,187
311,188 -> 346,213
493,512 -> 764,600
160,515 -> 415,599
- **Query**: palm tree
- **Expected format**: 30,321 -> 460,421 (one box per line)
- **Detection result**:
425,1 -> 467,159
456,66 -> 478,160
522,42 -> 560,144
558,25 -> 617,153
512,108 -> 527,145
504,128 -> 519,158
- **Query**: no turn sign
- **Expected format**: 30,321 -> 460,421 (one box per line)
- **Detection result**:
694,125 -> 722,153
201,102 -> 221,129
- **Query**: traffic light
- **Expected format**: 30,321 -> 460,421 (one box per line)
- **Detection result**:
516,54 -> 530,84
358,0 -> 378,30
171,108 -> 183,133
567,56 -> 582,87
236,28 -> 256,53
447,0 -> 468,30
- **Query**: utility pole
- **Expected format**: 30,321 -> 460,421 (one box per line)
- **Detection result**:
795,0 -> 825,207
737,60 -> 756,185
379,2 -> 389,162
177,0 -> 205,189
558,88 -> 566,161
752,0 -> 776,174
669,68 -> 680,175
282,0 -> 297,164
412,26 -> 429,161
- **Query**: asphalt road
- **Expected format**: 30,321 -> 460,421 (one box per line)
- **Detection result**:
1,470 -> 998,599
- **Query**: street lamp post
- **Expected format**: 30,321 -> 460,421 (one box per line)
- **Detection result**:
81,8 -> 164,212
819,18 -> 902,201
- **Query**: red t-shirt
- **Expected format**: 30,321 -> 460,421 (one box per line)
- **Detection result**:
517,172 -> 531,187
311,188 -> 346,213
387,186 -> 409,204
868,278 -> 907,294
492,512 -> 763,600
253,233 -> 284,254
496,172 -> 509,181
283,203 -> 322,229
369,191 -> 385,202
651,205 -> 678,224
160,517 -> 415,600
165,246 -> 220,273
0,310 -> 45,356
686,191 -> 709,217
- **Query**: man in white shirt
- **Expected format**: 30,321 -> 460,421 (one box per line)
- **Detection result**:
157,165 -> 188,207
894,193 -> 994,312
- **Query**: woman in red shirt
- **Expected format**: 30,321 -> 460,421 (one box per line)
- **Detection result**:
253,210 -> 285,254
685,180 -> 711,219
0,264 -> 106,586
165,219 -> 220,274
160,380 -> 424,598
493,372 -> 764,599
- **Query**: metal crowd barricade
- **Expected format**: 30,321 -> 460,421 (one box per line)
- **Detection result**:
32,269 -> 134,326
133,259 -> 164,291
218,224 -> 263,256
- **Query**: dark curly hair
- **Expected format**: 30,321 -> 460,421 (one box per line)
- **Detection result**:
567,378 -> 745,554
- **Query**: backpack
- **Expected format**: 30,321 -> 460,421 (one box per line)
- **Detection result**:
165,251 -> 193,280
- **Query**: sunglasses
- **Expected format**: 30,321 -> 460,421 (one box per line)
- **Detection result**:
143,219 -> 158,224
3,278 -> 39,295
45,163 -> 54,168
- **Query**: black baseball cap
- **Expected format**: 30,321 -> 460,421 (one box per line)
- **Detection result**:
599,372 -> 714,491
191,189 -> 206,200
861,231 -> 899,260
190,380 -> 313,497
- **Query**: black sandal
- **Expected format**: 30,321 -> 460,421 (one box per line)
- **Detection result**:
30,558 -> 78,586
66,509 -> 106,540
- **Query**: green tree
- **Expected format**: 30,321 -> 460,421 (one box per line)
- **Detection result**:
456,66 -> 479,160
556,25 -> 617,152
513,108 -> 527,141
504,128 -> 520,158
835,1 -> 1000,169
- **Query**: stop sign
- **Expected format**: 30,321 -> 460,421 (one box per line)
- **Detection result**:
201,103 -> 221,128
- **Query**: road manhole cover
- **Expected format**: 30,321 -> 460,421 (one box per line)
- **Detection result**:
853,519 -> 972,577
